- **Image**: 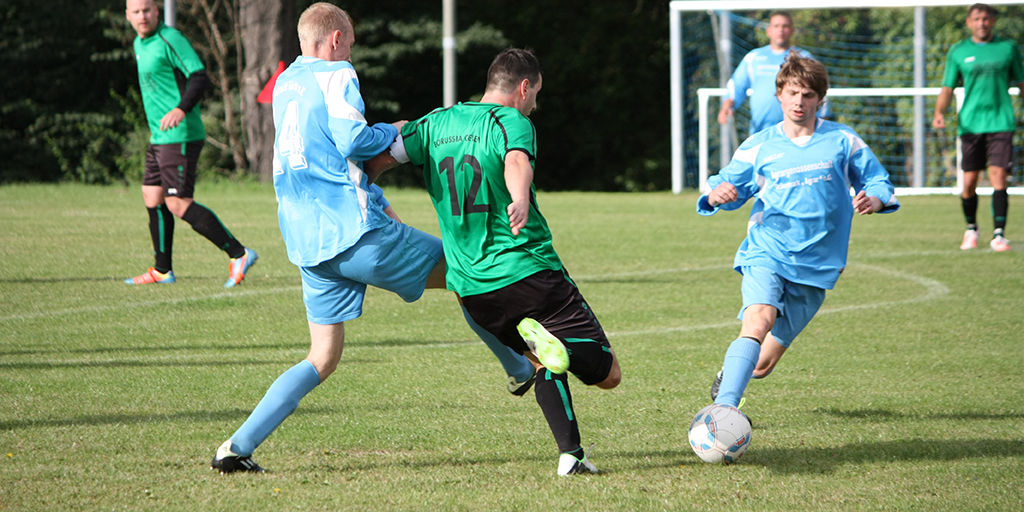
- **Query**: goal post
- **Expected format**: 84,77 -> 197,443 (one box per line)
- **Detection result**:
669,0 -> 1024,195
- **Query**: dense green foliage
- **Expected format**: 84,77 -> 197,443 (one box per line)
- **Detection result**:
5,2 -> 1024,190
2,184 -> 1023,509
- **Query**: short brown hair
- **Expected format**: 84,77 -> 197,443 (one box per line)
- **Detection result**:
776,52 -> 828,99
298,2 -> 351,49
485,48 -> 542,94
769,11 -> 793,25
968,3 -> 997,17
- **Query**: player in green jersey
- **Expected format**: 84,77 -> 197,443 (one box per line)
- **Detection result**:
933,3 -> 1024,253
385,48 -> 622,475
124,0 -> 257,287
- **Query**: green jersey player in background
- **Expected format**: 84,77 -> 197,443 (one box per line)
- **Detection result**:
933,2 -> 1024,252
124,0 -> 257,286
388,48 -> 622,476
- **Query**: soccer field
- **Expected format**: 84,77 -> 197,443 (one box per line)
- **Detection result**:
1,183 -> 1022,511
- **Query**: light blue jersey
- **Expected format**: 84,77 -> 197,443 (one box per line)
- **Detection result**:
271,56 -> 398,267
697,119 -> 900,290
727,46 -> 825,133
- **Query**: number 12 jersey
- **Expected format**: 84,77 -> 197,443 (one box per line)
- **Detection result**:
401,102 -> 562,296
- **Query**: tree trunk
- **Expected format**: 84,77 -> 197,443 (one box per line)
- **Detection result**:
239,0 -> 297,182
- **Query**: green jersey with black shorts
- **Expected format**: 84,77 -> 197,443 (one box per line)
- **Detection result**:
401,102 -> 562,297
134,22 -> 206,144
942,36 -> 1024,135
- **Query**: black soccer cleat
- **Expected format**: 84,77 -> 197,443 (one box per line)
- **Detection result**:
508,367 -> 538,396
710,369 -> 723,401
211,440 -> 264,474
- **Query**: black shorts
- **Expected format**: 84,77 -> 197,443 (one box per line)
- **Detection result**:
461,268 -> 614,386
961,132 -> 1012,172
142,141 -> 205,198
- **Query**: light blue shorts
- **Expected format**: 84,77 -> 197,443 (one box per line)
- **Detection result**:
739,266 -> 826,348
300,220 -> 443,325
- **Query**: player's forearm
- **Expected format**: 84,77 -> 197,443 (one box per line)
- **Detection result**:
933,87 -> 954,116
178,70 -> 209,113
504,152 -> 533,204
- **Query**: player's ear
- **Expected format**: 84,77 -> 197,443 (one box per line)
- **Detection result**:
519,79 -> 530,98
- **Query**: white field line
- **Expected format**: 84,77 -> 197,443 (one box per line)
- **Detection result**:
605,261 -> 950,338
0,254 -> 951,342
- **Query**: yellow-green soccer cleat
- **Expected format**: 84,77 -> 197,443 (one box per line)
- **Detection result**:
516,318 -> 570,374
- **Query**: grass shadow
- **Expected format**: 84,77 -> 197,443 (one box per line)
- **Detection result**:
817,407 -> 1024,421
0,406 -> 330,431
748,438 -> 1024,475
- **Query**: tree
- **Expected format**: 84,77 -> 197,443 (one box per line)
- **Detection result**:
179,0 -> 249,173
238,0 -> 298,182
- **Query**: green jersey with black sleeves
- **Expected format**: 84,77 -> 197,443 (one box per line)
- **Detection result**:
134,23 -> 206,144
401,102 -> 562,297
942,36 -> 1024,135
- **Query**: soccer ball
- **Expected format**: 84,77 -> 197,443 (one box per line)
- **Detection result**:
688,404 -> 752,464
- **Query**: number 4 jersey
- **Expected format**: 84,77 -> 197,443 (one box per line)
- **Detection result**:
271,56 -> 398,267
400,102 -> 562,296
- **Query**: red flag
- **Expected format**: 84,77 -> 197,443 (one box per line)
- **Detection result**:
256,61 -> 286,104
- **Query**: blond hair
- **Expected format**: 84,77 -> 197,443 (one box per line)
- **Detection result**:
298,2 -> 351,50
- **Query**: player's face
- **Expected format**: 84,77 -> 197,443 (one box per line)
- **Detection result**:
519,76 -> 542,117
125,0 -> 159,38
967,9 -> 995,43
777,81 -> 822,127
766,15 -> 794,49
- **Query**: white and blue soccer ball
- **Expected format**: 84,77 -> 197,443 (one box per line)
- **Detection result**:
688,404 -> 752,464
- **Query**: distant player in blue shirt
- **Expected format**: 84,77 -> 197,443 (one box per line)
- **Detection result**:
209,2 -> 533,474
698,54 -> 900,419
717,12 -> 825,135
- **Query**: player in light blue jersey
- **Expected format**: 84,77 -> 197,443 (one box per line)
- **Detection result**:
210,3 -> 533,474
698,54 -> 899,421
718,12 -> 825,135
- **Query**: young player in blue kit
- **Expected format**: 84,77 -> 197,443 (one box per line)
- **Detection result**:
698,54 -> 900,415
209,3 -> 534,473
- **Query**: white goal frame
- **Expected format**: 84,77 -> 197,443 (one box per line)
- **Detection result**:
669,0 -> 1024,195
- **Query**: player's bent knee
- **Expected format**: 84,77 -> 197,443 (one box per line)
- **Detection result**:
595,359 -> 621,389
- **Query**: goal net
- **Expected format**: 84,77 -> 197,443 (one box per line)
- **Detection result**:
669,1 -> 1024,195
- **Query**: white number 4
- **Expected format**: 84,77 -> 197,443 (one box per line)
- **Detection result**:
278,101 -> 308,170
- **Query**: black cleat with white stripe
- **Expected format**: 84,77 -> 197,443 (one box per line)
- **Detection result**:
211,440 -> 264,474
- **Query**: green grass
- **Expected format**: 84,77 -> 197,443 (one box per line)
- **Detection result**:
1,183 -> 1022,511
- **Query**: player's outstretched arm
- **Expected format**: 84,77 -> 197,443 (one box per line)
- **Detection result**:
504,150 -> 533,236
364,122 -> 409,184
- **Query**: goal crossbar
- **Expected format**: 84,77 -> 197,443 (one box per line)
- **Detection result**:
696,86 -> 1024,196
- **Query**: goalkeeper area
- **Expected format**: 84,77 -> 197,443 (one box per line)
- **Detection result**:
669,0 -> 1024,195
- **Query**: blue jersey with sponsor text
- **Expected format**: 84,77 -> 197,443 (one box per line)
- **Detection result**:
697,120 -> 900,289
726,46 -> 825,133
271,56 -> 398,267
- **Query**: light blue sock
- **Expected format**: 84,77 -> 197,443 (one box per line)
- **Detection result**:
714,337 -> 761,408
229,360 -> 321,456
461,305 -> 533,382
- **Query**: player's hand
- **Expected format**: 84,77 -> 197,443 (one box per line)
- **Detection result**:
708,182 -> 738,207
852,190 -> 883,215
507,199 -> 530,236
717,106 -> 733,125
159,108 -> 186,131
391,120 -> 408,131
931,113 -> 945,129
